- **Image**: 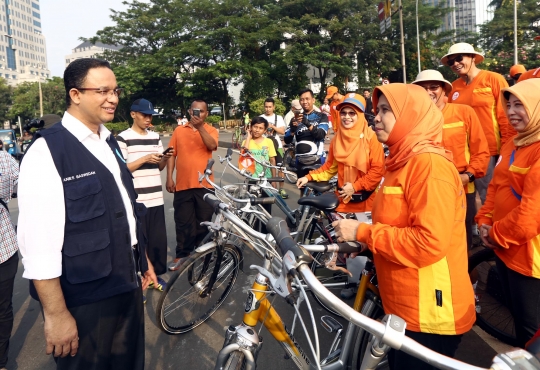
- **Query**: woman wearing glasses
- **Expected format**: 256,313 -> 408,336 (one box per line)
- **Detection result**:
442,43 -> 514,205
296,93 -> 385,213
333,84 -> 475,369
412,70 -> 490,249
476,79 -> 540,348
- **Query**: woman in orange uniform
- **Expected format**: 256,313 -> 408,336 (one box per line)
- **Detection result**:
296,93 -> 385,213
334,84 -> 475,370
476,79 -> 540,348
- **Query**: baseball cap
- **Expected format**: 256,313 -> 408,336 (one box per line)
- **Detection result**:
325,86 -> 338,99
291,99 -> 302,110
509,64 -> 526,78
130,98 -> 158,115
336,93 -> 366,112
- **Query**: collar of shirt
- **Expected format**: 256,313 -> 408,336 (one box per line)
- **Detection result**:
62,111 -> 111,143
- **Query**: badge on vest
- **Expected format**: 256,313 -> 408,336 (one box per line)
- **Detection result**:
63,171 -> 96,182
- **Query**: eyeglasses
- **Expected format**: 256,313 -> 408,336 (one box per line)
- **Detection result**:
340,110 -> 357,117
422,84 -> 442,92
77,87 -> 124,98
446,54 -> 464,66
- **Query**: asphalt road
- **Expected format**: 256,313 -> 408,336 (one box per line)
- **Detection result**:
6,132 -> 511,370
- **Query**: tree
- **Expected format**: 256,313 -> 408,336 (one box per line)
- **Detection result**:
0,78 -> 12,122
479,0 -> 540,74
8,77 -> 65,122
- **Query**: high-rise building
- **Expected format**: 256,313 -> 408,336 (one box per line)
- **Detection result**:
426,0 -> 494,34
0,0 -> 50,85
65,41 -> 121,67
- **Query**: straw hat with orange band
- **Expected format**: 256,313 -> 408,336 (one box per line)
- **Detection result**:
372,83 -> 453,171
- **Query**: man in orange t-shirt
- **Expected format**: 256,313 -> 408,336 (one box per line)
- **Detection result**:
326,85 -> 344,134
441,43 -> 515,204
166,100 -> 219,270
413,70 -> 490,248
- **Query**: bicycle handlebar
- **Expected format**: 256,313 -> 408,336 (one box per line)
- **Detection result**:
266,218 -> 305,259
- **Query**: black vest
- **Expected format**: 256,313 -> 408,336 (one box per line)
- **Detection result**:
29,123 -> 148,307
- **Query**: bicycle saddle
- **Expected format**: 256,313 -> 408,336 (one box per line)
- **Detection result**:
297,193 -> 339,211
305,181 -> 332,193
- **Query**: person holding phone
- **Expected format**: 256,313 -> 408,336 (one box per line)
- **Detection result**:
117,98 -> 172,293
166,100 -> 218,271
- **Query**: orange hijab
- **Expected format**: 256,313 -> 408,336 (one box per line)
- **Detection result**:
333,103 -> 373,183
502,79 -> 540,148
373,84 -> 452,172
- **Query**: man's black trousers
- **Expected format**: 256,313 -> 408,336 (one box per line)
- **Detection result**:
0,252 -> 18,368
173,188 -> 213,259
140,204 -> 168,275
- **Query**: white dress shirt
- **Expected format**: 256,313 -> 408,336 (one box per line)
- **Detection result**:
18,111 -> 137,280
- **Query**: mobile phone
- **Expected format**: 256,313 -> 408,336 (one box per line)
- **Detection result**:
193,108 -> 201,117
162,147 -> 173,155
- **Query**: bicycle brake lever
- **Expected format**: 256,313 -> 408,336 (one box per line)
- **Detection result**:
250,265 -> 293,299
218,155 -> 227,164
324,251 -> 353,277
200,221 -> 222,232
197,171 -> 205,183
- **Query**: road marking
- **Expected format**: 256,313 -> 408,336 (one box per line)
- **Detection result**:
472,325 -> 513,354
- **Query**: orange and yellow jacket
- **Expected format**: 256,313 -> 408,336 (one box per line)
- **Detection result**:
306,140 -> 385,213
476,139 -> 540,278
356,153 -> 476,334
450,70 -> 515,156
441,103 -> 490,194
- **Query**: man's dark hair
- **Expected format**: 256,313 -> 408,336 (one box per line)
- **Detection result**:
191,99 -> 209,111
251,116 -> 269,129
363,89 -> 371,93
264,97 -> 275,105
298,88 -> 314,98
64,58 -> 112,107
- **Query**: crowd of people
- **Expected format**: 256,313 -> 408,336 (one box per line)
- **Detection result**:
0,40 -> 538,370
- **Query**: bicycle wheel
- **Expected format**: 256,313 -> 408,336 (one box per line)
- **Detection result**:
156,244 -> 242,334
223,351 -> 245,370
468,247 -> 516,345
349,290 -> 388,370
283,148 -> 297,183
309,251 -> 351,316
232,130 -> 242,150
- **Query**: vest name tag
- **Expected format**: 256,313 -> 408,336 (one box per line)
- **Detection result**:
63,171 -> 96,182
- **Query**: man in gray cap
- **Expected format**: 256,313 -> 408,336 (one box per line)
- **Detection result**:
117,98 -> 172,294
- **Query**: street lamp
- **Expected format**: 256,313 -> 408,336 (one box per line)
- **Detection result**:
416,0 -> 421,73
513,0 -> 518,64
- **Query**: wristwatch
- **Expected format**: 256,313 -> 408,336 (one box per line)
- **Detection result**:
464,171 -> 475,182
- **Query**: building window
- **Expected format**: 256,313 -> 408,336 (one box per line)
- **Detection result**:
32,20 -> 40,28
32,11 -> 39,19
31,2 -> 39,10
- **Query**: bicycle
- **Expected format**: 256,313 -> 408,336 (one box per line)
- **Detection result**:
283,143 -> 297,183
468,247 -> 516,346
209,206 -> 537,370
232,123 -> 245,150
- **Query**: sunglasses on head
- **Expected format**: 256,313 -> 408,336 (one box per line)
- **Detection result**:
446,54 -> 465,66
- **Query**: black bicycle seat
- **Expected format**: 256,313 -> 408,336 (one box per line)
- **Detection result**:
297,193 -> 339,211
305,181 -> 332,193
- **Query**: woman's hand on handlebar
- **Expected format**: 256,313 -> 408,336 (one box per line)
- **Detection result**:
296,177 -> 309,188
332,219 -> 361,243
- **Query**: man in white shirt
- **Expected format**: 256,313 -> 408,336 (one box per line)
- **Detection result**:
117,98 -> 172,292
17,58 -> 156,370
260,97 -> 288,199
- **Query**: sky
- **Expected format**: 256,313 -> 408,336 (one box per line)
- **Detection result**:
41,0 -> 132,77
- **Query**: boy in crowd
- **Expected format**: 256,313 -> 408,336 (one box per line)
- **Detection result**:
117,98 -> 172,292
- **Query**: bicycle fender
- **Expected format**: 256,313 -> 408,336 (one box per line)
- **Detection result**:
195,241 -> 217,253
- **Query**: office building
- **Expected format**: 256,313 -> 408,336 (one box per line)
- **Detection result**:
65,41 -> 121,67
427,0 -> 494,34
0,0 -> 50,85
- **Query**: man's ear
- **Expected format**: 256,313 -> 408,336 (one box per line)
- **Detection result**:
130,111 -> 136,119
69,89 -> 81,106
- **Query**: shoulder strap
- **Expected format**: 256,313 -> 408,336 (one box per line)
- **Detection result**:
509,150 -> 522,201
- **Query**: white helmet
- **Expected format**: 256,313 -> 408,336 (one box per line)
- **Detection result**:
412,70 -> 453,95
441,43 -> 484,66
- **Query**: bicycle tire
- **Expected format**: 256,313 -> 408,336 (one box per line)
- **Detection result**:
349,291 -> 388,370
223,350 -> 245,370
309,251 -> 351,316
156,244 -> 241,334
468,247 -> 516,346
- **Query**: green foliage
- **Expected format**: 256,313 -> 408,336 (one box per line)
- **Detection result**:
0,78 -> 12,122
104,122 -> 130,135
248,98 -> 286,116
205,115 -> 222,125
8,77 -> 65,122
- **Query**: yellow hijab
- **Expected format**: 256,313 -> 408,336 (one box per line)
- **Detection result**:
502,79 -> 540,148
